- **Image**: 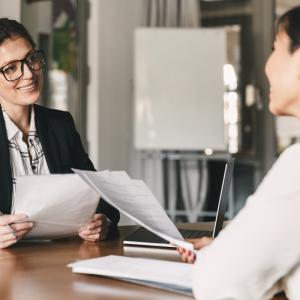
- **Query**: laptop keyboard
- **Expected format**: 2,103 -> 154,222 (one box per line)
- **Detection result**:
179,229 -> 212,239
123,227 -> 213,246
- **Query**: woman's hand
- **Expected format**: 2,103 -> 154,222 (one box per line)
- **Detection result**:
78,213 -> 111,242
0,214 -> 34,249
177,237 -> 214,263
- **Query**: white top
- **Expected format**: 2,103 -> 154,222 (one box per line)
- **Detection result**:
2,107 -> 50,211
193,143 -> 300,300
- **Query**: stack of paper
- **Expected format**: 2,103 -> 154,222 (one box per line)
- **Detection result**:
14,169 -> 192,249
14,174 -> 100,239
69,255 -> 193,296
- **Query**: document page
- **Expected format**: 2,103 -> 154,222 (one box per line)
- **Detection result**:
69,255 -> 193,295
14,174 -> 100,239
73,169 -> 193,250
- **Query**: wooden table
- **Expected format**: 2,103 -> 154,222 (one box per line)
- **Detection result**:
0,224 -> 288,300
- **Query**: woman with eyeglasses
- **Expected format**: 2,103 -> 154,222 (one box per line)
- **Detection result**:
0,18 -> 120,249
177,6 -> 300,299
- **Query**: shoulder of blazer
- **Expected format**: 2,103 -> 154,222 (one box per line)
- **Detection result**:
34,104 -> 74,127
34,104 -> 78,173
34,104 -> 76,139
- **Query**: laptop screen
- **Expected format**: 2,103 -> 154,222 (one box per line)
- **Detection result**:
212,158 -> 235,237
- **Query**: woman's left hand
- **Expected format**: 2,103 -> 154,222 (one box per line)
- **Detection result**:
78,213 -> 110,242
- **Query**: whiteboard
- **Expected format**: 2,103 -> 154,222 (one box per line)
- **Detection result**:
134,28 -> 227,151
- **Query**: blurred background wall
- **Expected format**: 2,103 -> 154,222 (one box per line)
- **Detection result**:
1,0 -> 300,225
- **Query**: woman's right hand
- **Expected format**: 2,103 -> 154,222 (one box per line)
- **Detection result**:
177,237 -> 214,264
0,214 -> 34,249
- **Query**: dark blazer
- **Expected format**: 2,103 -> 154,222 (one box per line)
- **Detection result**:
0,104 -> 120,226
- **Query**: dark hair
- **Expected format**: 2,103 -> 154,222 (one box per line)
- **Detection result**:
277,6 -> 300,53
0,18 -> 35,48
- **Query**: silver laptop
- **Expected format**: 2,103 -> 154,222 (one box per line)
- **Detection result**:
123,158 -> 235,249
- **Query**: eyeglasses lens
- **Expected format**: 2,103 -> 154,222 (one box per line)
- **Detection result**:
2,62 -> 21,81
2,51 -> 45,81
26,52 -> 45,71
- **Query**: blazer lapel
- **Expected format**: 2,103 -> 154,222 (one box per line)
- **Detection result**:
34,105 -> 63,174
0,108 -> 12,213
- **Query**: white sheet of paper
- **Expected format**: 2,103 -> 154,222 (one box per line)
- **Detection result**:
14,174 -> 100,239
69,255 -> 193,293
73,169 -> 193,250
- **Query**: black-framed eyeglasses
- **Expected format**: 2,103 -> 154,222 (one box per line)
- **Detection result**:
0,50 -> 46,82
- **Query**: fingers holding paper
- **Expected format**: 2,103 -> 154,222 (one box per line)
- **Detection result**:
78,213 -> 110,242
0,214 -> 34,248
177,248 -> 196,264
11,220 -> 34,238
177,237 -> 214,264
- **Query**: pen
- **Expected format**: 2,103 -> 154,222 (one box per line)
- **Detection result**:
0,211 -> 17,238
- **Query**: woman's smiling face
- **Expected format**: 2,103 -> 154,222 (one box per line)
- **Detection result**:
0,36 -> 42,110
